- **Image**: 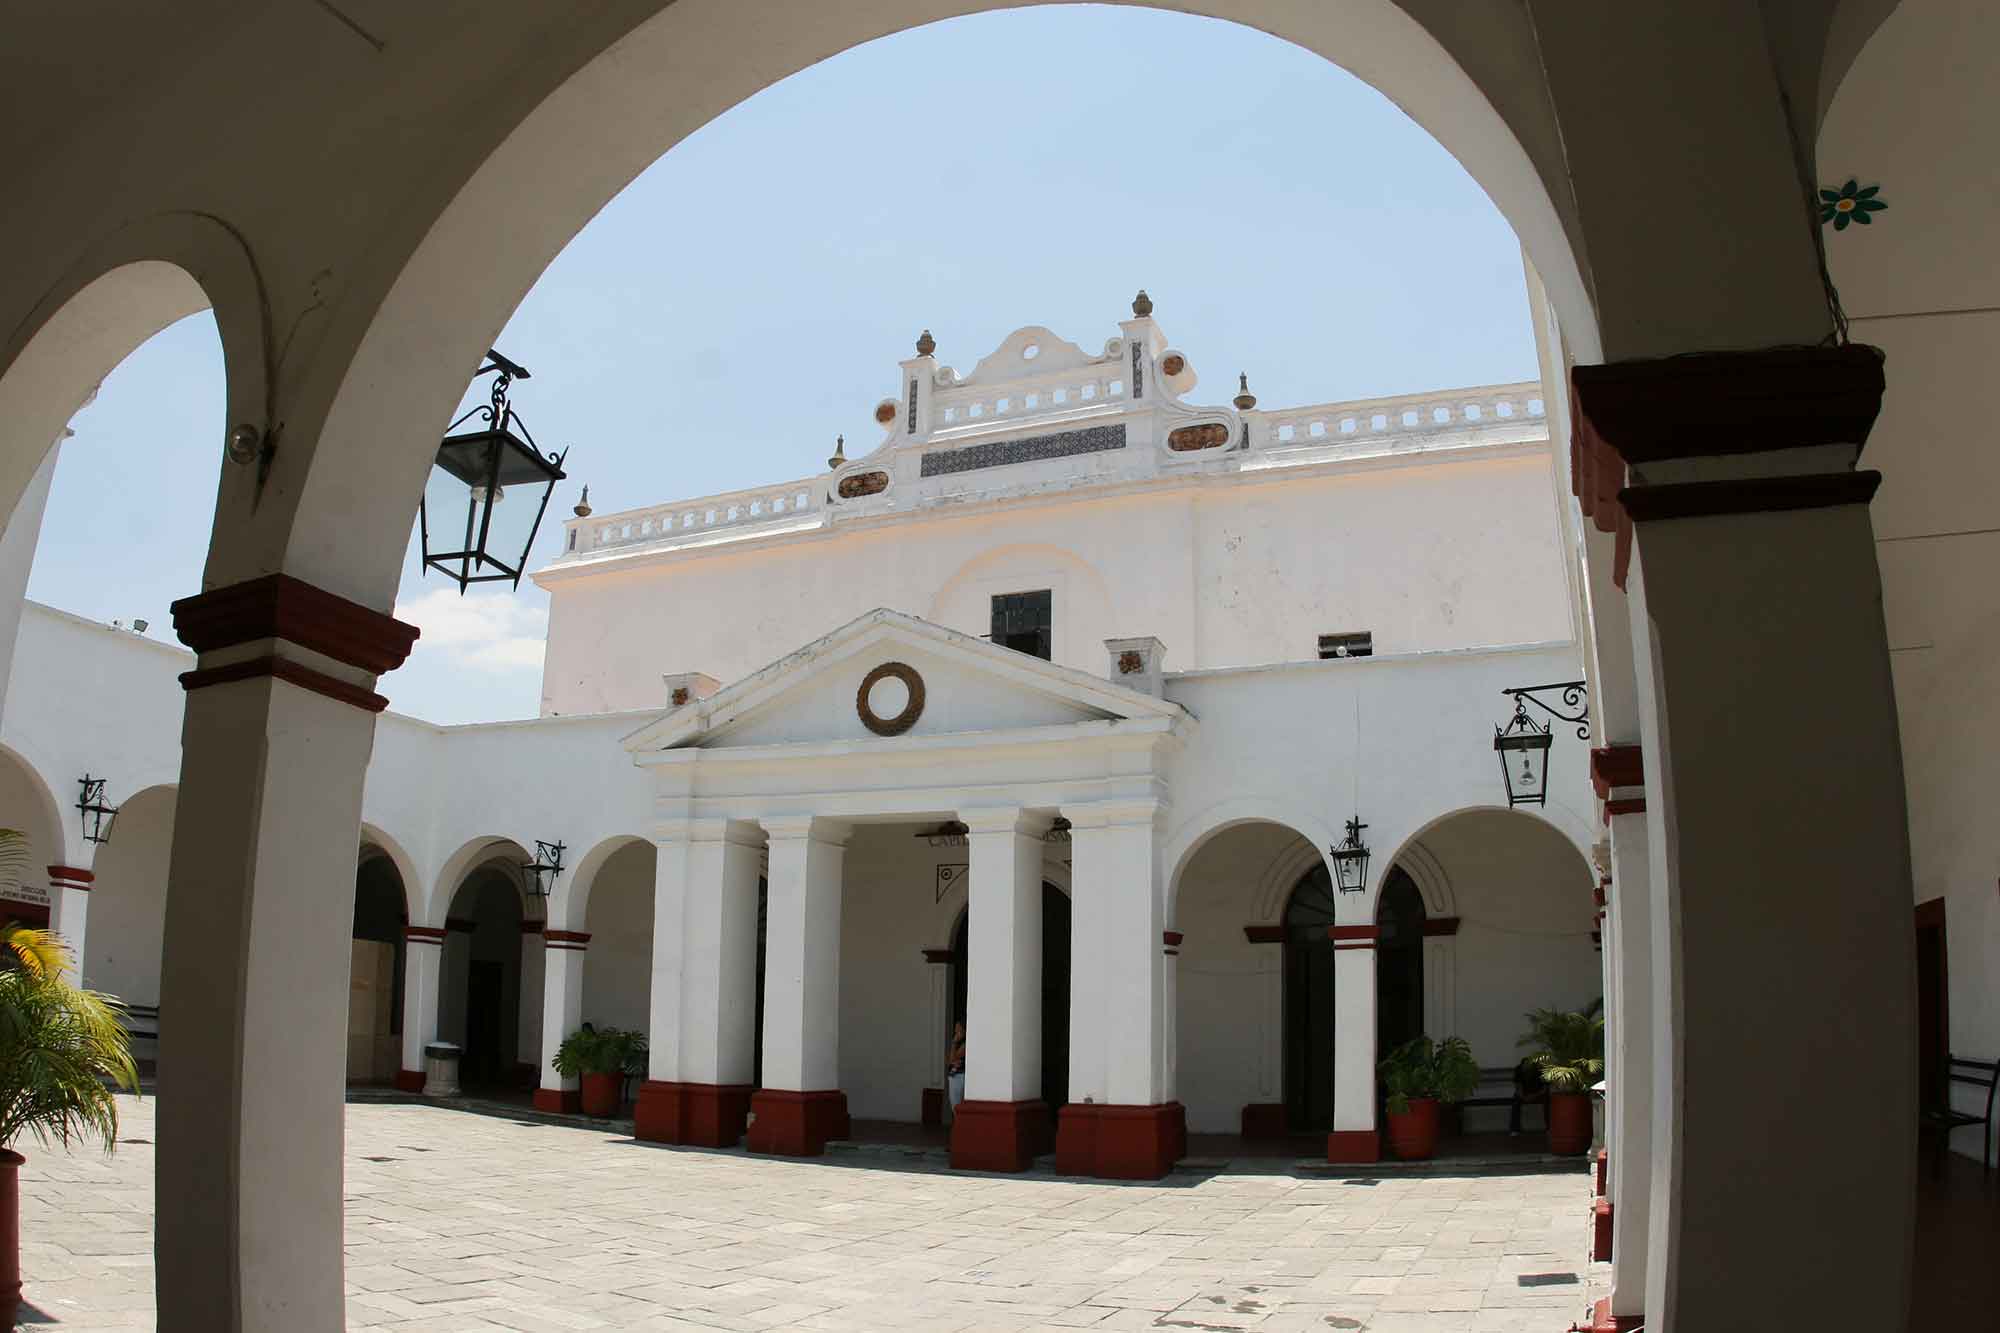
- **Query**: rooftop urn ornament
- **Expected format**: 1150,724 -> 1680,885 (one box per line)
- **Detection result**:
420,348 -> 569,594
1329,815 -> 1371,894
1132,289 -> 1153,317
1233,373 -> 1257,411
828,434 -> 846,469
76,775 -> 118,846
1492,682 -> 1590,808
915,329 -> 936,356
572,486 -> 591,519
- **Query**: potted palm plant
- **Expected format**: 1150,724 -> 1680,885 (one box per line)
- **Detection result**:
1378,1035 -> 1478,1160
0,911 -> 139,1328
1518,1001 -> 1605,1155
551,1024 -> 647,1117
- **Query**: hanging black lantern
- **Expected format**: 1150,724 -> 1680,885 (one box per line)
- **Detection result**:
1494,698 -> 1555,807
76,775 -> 117,846
1329,815 -> 1371,894
421,349 -> 568,593
520,839 -> 565,900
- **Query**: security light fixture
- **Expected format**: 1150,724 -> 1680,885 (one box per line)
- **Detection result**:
77,775 -> 117,845
1329,815 -> 1371,894
421,349 -> 568,593
520,839 -> 565,900
1493,682 -> 1590,808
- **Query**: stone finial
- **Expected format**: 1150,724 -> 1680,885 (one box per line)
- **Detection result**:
1233,373 -> 1257,411
827,434 -> 846,469
915,329 -> 936,356
1132,289 -> 1153,317
572,485 -> 592,518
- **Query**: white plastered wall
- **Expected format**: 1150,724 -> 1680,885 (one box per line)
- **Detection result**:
83,784 -> 177,1007
581,841 -> 656,1036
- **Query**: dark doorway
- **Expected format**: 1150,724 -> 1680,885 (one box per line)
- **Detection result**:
1283,864 -> 1338,1132
1915,898 -> 1948,1111
949,882 -> 1071,1106
464,960 -> 505,1084
1375,867 -> 1426,1060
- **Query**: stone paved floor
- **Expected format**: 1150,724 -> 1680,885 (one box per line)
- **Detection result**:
18,1095 -> 1599,1331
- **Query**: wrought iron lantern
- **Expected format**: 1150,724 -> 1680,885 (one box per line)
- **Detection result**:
520,839 -> 566,900
1492,682 -> 1590,808
421,349 -> 568,593
76,775 -> 117,845
1329,815 -> 1371,894
916,819 -> 969,848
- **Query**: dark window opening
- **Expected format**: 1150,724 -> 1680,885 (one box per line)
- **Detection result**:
1318,631 -> 1373,660
991,590 -> 1053,660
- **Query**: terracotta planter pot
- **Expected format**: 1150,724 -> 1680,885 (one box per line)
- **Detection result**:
2,1148 -> 22,1330
1385,1098 -> 1441,1160
579,1072 -> 622,1118
1547,1091 -> 1593,1155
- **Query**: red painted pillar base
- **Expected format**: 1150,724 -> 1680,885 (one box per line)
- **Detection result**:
531,1088 -> 582,1115
920,1086 -> 944,1127
1,1149 -> 21,1332
393,1069 -> 426,1094
1591,1198 -> 1613,1262
1326,1129 -> 1381,1164
1239,1103 -> 1288,1140
745,1089 -> 849,1156
1579,1296 -> 1645,1331
633,1080 -> 754,1147
1054,1102 -> 1184,1179
1594,1147 -> 1608,1196
950,1099 -> 1050,1172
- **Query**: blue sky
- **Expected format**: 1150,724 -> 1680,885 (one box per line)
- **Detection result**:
26,6 -> 1537,725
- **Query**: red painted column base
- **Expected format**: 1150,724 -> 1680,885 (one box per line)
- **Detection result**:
950,1099 -> 1050,1172
746,1089 -> 849,1156
1591,1198 -> 1613,1262
1580,1296 -> 1644,1331
1240,1103 -> 1288,1140
633,1080 -> 754,1147
1594,1147 -> 1608,1196
532,1088 -> 582,1114
2,1149 -> 23,1331
1055,1102 -> 1185,1179
393,1069 -> 426,1094
921,1086 -> 944,1127
1326,1129 -> 1381,1164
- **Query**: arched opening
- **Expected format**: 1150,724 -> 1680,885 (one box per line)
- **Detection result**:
0,744 -> 66,928
81,783 -> 177,1023
1374,866 -> 1427,1061
348,846 -> 408,1086
440,861 -> 530,1092
947,881 -> 1071,1114
1281,864 -> 1339,1134
580,841 -> 656,1039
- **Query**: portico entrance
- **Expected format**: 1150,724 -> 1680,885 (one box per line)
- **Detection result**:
950,881 -> 1071,1119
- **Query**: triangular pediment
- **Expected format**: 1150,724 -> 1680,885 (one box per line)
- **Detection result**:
621,609 -> 1182,754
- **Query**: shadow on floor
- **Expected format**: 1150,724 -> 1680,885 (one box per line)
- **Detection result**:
1913,1148 -> 1999,1328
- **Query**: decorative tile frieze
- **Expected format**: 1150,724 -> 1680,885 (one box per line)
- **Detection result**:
1132,342 -> 1143,400
907,378 -> 918,433
919,423 -> 1127,478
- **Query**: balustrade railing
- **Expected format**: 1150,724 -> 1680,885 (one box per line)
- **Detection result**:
1255,382 -> 1543,454
932,372 -> 1128,433
570,480 -> 820,555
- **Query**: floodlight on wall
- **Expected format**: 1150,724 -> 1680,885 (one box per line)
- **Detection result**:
1492,681 -> 1590,808
520,839 -> 565,900
1329,815 -> 1371,894
915,820 -> 969,848
420,349 -> 568,593
76,775 -> 117,845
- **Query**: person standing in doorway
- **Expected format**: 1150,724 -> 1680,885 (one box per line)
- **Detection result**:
946,1021 -> 966,1120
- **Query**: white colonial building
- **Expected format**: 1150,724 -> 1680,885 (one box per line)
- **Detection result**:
2,301 -> 1602,1177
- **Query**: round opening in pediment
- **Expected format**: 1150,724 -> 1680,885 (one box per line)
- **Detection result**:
1022,343 -> 1040,360
856,661 -> 925,736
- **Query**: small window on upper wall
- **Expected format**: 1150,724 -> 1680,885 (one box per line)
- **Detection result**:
1318,631 -> 1373,660
992,590 -> 1054,660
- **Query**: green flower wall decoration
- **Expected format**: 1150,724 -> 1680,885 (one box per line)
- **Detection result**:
1820,179 -> 1887,230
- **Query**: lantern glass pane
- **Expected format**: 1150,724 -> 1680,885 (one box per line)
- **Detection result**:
422,451 -> 486,585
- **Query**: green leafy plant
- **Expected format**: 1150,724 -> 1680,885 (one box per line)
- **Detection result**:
0,916 -> 140,1152
551,1024 -> 647,1078
1378,1035 -> 1479,1115
1517,1001 -> 1606,1094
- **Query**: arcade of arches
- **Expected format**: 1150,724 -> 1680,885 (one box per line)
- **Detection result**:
0,3 -> 1969,1331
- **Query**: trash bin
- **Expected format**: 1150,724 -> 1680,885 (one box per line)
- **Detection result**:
423,1041 -> 462,1098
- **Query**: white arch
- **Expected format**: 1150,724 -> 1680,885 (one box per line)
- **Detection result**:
425,835 -> 533,926
0,738 -> 70,871
552,832 -> 651,933
1162,795 -> 1342,925
1370,802 -> 1595,923
357,821 -> 421,920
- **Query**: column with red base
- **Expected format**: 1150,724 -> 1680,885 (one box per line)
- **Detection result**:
1056,799 -> 1183,1180
395,925 -> 444,1092
515,919 -> 544,1087
532,930 -> 588,1113
635,817 -> 761,1147
1327,925 -> 1379,1163
748,815 -> 849,1155
952,808 -> 1050,1172
45,865 -> 92,977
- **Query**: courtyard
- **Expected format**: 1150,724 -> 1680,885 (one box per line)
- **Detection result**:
18,1097 -> 1599,1331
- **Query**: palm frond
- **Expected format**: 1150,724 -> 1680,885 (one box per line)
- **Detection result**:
0,944 -> 139,1153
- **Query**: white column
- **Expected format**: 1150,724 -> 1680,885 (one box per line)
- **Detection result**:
398,926 -> 444,1083
1606,806 -> 1653,1317
46,864 -> 92,982
1067,801 -> 1165,1107
536,931 -> 587,1107
758,815 -> 847,1093
962,808 -> 1044,1105
1329,929 -> 1378,1159
516,922 -> 544,1078
153,673 -> 382,1330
